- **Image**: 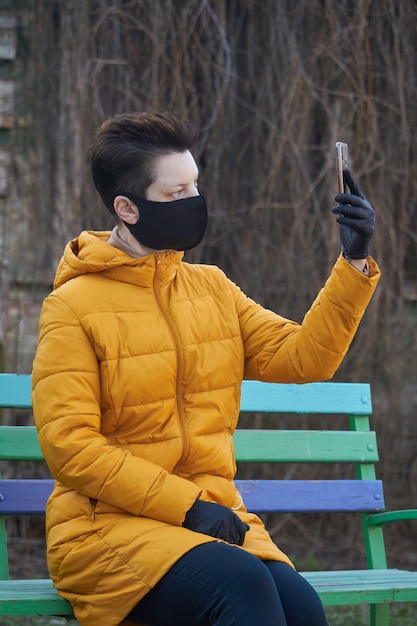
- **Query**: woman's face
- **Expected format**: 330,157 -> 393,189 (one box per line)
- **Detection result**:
113,149 -> 203,256
146,150 -> 200,202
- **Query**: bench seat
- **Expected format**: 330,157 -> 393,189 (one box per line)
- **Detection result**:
303,569 -> 417,605
2,569 -> 417,616
0,374 -> 416,625
0,578 -> 72,615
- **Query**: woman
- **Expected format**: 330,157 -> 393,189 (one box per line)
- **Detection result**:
32,112 -> 379,626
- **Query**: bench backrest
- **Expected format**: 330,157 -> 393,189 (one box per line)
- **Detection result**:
0,374 -> 386,580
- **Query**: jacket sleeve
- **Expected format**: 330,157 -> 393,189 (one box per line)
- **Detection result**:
32,294 -> 200,525
233,254 -> 380,382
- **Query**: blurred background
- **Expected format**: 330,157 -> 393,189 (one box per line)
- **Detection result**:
0,0 -> 416,576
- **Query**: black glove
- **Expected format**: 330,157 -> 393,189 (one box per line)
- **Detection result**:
332,169 -> 376,259
183,499 -> 249,546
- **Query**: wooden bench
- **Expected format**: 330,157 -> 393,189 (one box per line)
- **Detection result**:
0,373 -> 416,625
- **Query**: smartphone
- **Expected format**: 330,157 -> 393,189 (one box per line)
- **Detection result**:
335,141 -> 348,193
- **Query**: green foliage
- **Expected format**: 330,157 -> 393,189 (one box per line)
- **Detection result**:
291,552 -> 323,572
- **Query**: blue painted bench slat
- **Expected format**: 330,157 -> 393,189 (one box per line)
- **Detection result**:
0,478 -> 385,515
236,479 -> 384,513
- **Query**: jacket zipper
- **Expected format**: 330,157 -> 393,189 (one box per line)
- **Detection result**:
153,257 -> 189,473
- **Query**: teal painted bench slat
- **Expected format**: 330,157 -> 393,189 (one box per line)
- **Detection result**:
0,374 -> 32,408
1,373 -> 417,625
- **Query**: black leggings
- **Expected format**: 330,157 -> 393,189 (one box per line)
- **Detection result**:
127,542 -> 329,626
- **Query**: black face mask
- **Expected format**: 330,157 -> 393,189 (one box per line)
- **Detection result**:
121,193 -> 208,251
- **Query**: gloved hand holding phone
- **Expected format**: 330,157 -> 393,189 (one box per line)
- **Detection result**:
332,169 -> 376,260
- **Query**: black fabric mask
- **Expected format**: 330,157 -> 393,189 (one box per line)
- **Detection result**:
121,193 -> 208,251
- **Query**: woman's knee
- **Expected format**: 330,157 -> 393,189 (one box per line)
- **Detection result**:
129,544 -> 290,626
265,561 -> 329,626
198,545 -> 286,625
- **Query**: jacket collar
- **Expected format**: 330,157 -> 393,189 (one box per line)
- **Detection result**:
54,230 -> 184,290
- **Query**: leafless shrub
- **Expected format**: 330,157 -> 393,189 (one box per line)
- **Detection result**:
8,0 -> 417,564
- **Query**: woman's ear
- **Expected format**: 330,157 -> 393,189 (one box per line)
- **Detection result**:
113,196 -> 139,225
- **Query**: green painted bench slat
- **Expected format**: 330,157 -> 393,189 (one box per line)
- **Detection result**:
0,425 -> 379,463
234,429 -> 379,462
2,572 -> 417,617
1,572 -> 417,616
304,569 -> 417,605
0,579 -> 72,616
0,426 -> 42,460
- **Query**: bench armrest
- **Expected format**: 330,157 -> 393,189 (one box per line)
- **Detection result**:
366,509 -> 417,526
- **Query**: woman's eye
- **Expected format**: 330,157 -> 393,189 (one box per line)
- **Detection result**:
172,189 -> 182,198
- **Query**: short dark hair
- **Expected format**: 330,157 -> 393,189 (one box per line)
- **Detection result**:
90,112 -> 198,214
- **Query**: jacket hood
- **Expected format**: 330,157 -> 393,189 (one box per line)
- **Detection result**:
53,230 -> 184,289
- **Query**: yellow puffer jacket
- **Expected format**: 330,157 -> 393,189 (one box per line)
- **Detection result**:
32,231 -> 380,626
